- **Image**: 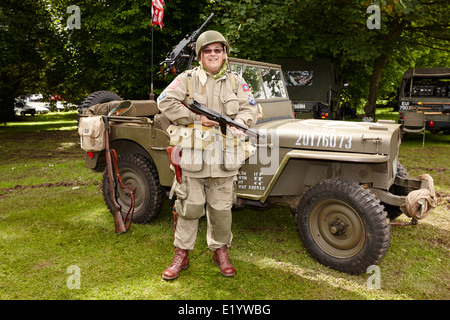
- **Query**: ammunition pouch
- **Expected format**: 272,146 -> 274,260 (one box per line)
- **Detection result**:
167,124 -> 256,173
168,124 -> 217,150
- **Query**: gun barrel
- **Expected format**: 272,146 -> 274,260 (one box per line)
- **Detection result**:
192,13 -> 215,39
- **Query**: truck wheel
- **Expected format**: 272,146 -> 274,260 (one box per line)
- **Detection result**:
296,178 -> 390,274
102,153 -> 165,224
78,90 -> 122,113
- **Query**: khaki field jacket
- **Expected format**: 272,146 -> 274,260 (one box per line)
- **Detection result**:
157,66 -> 258,178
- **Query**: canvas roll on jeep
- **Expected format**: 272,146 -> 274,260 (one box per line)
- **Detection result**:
77,24 -> 435,274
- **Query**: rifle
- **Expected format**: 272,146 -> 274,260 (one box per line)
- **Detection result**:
185,100 -> 263,139
160,13 -> 214,76
103,115 -> 131,234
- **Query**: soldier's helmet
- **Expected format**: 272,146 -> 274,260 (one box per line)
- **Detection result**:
195,30 -> 230,60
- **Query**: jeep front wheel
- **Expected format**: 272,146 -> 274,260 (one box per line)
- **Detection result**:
102,153 -> 165,224
296,178 -> 390,274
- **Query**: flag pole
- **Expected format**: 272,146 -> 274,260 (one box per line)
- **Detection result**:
150,0 -> 164,101
150,23 -> 155,101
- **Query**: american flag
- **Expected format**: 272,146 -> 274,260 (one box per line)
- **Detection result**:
151,0 -> 165,29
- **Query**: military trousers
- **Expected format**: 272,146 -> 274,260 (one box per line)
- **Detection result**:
173,175 -> 236,251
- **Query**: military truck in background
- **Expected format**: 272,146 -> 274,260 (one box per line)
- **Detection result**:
273,58 -> 354,120
398,68 -> 450,134
77,24 -> 435,275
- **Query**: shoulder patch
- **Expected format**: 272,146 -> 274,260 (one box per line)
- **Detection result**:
248,95 -> 256,106
157,90 -> 166,101
168,77 -> 181,90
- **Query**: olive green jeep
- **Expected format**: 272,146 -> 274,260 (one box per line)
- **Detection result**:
78,57 -> 435,275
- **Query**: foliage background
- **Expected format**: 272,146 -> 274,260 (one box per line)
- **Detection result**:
1,0 -> 449,121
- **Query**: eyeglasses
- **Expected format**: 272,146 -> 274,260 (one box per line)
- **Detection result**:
202,48 -> 224,54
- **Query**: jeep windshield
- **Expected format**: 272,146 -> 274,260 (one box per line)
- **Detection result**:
228,57 -> 293,121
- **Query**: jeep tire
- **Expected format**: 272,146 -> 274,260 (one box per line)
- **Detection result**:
102,153 -> 165,224
296,178 -> 391,274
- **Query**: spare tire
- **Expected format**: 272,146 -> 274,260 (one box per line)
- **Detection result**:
78,90 -> 122,115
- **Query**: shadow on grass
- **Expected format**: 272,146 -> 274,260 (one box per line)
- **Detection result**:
0,111 -> 78,133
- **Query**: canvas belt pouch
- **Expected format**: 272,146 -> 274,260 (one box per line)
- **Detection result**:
167,125 -> 180,146
78,116 -> 105,152
167,124 -> 256,172
167,124 -> 216,148
167,124 -> 219,173
222,134 -> 257,171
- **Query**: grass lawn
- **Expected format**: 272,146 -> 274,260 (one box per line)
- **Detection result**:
0,111 -> 448,301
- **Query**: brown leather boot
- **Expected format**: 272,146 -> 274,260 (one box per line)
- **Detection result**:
162,248 -> 189,280
213,246 -> 235,277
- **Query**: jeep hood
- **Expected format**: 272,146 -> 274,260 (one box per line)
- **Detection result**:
255,118 -> 402,156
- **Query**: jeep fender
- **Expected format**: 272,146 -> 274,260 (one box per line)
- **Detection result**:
260,149 -> 390,203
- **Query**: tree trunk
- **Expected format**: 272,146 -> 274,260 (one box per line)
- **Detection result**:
364,21 -> 406,121
365,54 -> 389,121
0,72 -> 18,123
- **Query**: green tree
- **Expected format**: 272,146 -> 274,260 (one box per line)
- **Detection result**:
1,0 -> 210,122
0,0 -> 56,121
47,0 -> 210,103
2,0 -> 448,122
210,0 -> 450,118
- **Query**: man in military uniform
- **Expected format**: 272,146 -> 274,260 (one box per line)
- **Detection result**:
157,30 -> 258,280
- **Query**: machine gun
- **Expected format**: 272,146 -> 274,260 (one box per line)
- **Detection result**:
160,13 -> 214,76
186,100 -> 263,139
